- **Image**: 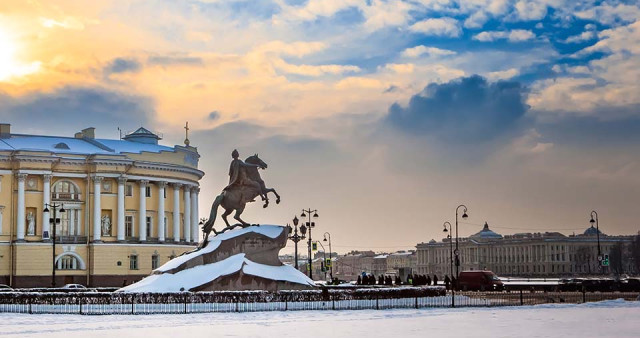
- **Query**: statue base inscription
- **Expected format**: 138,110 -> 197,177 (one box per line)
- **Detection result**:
119,225 -> 315,292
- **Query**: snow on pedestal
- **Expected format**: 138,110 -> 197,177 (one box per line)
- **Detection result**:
119,225 -> 315,292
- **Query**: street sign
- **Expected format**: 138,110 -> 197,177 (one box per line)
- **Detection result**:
598,255 -> 603,261
325,258 -> 331,267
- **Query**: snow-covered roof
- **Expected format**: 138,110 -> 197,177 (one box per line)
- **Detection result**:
0,132 -> 175,155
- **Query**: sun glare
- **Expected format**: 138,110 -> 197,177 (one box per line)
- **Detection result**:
0,25 -> 40,81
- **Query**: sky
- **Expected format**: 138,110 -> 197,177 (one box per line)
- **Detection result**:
0,0 -> 639,254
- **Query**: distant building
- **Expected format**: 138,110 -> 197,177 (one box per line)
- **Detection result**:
386,251 -> 417,280
0,124 -> 203,287
416,222 -> 638,278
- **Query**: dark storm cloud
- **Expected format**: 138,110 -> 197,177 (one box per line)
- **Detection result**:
385,75 -> 529,143
104,57 -> 142,75
0,86 -> 153,136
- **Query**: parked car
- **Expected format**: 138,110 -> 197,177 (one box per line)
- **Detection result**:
0,284 -> 13,292
458,270 -> 503,291
61,284 -> 86,289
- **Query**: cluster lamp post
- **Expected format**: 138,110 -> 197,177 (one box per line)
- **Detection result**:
286,216 -> 306,270
300,208 -> 319,279
442,221 -> 454,307
323,232 -> 332,280
44,203 -> 65,287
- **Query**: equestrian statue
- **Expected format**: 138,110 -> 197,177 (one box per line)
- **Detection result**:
201,149 -> 280,245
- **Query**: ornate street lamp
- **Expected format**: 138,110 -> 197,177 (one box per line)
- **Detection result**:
443,221 -> 455,307
300,208 -> 319,279
455,204 -> 468,283
323,232 -> 332,280
44,203 -> 65,287
287,216 -> 306,270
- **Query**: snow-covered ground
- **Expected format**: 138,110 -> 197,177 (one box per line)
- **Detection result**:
1,299 -> 638,338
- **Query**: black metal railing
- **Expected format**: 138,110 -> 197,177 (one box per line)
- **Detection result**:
0,288 -> 636,315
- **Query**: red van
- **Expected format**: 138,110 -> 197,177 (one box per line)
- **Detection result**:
458,271 -> 503,291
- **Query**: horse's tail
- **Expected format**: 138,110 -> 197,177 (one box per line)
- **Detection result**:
202,193 -> 224,242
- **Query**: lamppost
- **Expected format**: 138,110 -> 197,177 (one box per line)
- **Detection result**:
286,216 -> 306,270
590,210 -> 602,272
455,205 -> 468,283
316,240 -> 328,281
442,221 -> 454,307
44,203 -> 65,287
323,232 -> 332,280
301,208 -> 319,279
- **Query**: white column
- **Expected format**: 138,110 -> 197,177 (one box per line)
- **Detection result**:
183,185 -> 191,243
16,173 -> 27,241
172,183 -> 182,242
157,181 -> 166,242
117,176 -> 126,241
42,174 -> 51,240
139,180 -> 148,241
190,187 -> 198,243
69,208 -> 76,236
92,176 -> 103,242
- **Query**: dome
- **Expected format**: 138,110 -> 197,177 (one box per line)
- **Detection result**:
470,222 -> 503,240
583,225 -> 604,236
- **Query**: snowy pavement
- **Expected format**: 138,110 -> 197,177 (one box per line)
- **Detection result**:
1,299 -> 638,338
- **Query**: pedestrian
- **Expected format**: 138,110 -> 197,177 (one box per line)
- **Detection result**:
451,276 -> 457,290
444,275 -> 451,290
357,275 -> 362,285
426,275 -> 431,286
433,274 -> 439,286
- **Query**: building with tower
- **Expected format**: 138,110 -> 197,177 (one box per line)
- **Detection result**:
0,124 -> 203,287
416,222 -> 638,278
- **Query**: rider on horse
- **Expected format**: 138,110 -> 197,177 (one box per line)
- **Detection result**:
224,149 -> 265,202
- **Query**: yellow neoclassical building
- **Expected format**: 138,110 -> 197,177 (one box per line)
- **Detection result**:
0,124 -> 204,287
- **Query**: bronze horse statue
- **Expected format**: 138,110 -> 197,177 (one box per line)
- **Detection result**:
201,154 -> 280,244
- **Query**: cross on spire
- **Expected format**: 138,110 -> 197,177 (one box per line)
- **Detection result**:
184,121 -> 190,146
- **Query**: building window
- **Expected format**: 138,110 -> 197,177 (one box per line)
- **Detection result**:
125,216 -> 134,237
152,254 -> 159,270
58,255 -> 80,270
125,184 -> 133,196
164,217 -> 168,237
130,255 -> 138,270
146,216 -> 152,237
145,186 -> 151,197
164,189 -> 167,198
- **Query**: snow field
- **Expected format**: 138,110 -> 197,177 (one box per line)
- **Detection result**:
0,299 -> 638,338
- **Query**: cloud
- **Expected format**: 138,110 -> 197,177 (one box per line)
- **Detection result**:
147,55 -> 204,67
208,111 -> 220,120
402,46 -> 456,58
0,87 -> 153,135
513,1 -> 548,21
385,75 -> 529,143
104,58 -> 142,75
563,31 -> 597,43
473,29 -> 535,42
409,17 -> 461,37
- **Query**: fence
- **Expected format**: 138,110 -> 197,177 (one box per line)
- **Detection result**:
0,288 -> 637,315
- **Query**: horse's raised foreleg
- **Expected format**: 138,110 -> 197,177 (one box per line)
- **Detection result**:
264,187 -> 281,204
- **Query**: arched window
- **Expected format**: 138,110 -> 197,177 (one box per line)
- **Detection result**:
52,180 -> 81,201
55,253 -> 86,270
